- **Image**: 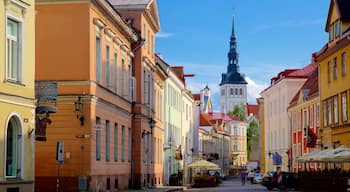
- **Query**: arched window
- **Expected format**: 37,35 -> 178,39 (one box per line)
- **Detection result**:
6,116 -> 22,178
235,88 -> 238,95
240,88 -> 243,95
230,88 -> 233,95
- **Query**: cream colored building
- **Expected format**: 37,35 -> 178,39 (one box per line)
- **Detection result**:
0,0 -> 36,191
260,63 -> 316,172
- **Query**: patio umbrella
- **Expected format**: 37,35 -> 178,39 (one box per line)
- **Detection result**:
188,160 -> 220,170
320,146 -> 350,162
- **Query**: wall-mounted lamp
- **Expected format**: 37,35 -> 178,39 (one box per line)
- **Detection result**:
75,96 -> 85,126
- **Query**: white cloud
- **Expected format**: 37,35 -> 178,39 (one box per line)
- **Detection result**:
156,32 -> 175,38
245,76 -> 268,103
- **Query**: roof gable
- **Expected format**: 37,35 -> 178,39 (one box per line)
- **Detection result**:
325,0 -> 350,32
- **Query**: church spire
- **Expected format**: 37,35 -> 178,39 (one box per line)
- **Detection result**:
220,15 -> 247,86
231,15 -> 236,39
228,15 -> 239,73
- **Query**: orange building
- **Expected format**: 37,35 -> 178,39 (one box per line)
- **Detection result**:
110,0 -> 161,188
35,0 -> 138,191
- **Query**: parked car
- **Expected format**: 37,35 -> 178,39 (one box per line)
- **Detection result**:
253,173 -> 263,184
261,171 -> 299,191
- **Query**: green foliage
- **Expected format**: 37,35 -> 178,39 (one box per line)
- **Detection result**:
247,119 -> 259,159
227,104 -> 246,121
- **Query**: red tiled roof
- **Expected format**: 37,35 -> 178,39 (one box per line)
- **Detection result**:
247,104 -> 259,117
261,62 -> 317,95
289,66 -> 319,107
200,112 -> 240,127
193,94 -> 200,101
288,63 -> 317,77
200,113 -> 211,126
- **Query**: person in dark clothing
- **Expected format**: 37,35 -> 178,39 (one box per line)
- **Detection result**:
241,169 -> 247,185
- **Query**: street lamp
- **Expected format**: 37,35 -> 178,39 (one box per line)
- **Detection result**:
74,95 -> 85,126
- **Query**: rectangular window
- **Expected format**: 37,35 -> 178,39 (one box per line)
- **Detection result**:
143,24 -> 146,50
95,36 -> 101,83
310,106 -> 314,128
144,70 -> 148,103
6,18 -> 21,82
128,128 -> 131,162
303,111 -> 307,132
106,120 -> 110,161
128,60 -> 133,101
334,57 -> 338,80
334,96 -> 339,124
114,123 -> 118,161
328,61 -> 331,83
342,92 -> 348,122
114,52 -> 118,93
121,59 -> 125,96
335,20 -> 341,37
106,46 -> 110,88
323,101 -> 327,126
148,30 -> 150,54
328,99 -> 332,125
317,104 -> 320,126
342,52 -> 347,76
96,117 -> 101,161
329,24 -> 334,42
121,126 -> 125,161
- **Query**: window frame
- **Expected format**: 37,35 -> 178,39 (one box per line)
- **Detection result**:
105,120 -> 110,161
334,95 -> 338,124
114,123 -> 118,161
333,57 -> 338,80
342,52 -> 347,76
5,115 -> 23,179
335,20 -> 341,38
341,92 -> 348,123
6,14 -> 23,83
329,23 -> 334,42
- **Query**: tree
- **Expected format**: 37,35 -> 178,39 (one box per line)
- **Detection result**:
227,104 -> 246,121
247,119 -> 259,159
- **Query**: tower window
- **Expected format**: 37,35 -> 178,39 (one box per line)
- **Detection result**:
240,88 -> 243,95
230,88 -> 233,95
235,88 -> 238,95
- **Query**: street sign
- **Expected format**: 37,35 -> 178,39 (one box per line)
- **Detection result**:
56,141 -> 64,165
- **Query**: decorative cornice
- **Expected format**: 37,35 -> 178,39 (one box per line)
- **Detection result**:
93,18 -> 106,28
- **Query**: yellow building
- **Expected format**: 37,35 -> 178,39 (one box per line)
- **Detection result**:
0,0 -> 36,191
315,0 -> 350,150
257,97 -> 265,174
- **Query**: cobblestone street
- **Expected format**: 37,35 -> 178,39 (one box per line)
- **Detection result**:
136,177 -> 300,192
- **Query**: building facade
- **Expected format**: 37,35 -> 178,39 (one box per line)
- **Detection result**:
35,0 -> 138,191
257,97 -> 266,174
288,67 -> 320,172
0,0 -> 36,191
163,66 -> 185,185
220,16 -> 247,114
153,55 -> 168,186
315,0 -> 350,152
260,63 -> 316,172
110,0 -> 161,188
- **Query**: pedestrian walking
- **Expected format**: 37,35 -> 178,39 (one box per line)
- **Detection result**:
241,169 -> 247,185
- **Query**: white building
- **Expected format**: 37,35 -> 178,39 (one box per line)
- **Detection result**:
260,63 -> 317,172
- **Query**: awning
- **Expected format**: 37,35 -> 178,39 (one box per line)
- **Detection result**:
296,146 -> 350,163
188,160 -> 220,170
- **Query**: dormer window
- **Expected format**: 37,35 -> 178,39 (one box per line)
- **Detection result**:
335,20 -> 341,38
329,23 -> 334,42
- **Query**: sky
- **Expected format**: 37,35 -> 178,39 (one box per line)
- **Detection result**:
155,0 -> 330,111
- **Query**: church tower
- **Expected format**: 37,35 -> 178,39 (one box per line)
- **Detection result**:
220,16 -> 247,114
